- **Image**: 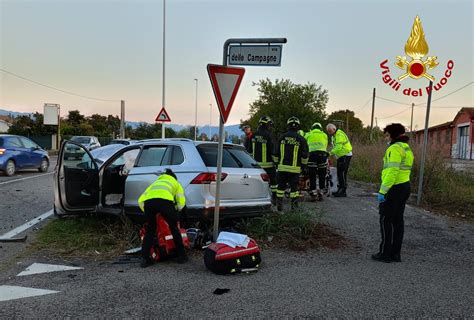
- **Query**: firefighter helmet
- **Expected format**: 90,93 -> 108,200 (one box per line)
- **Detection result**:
259,115 -> 273,126
311,122 -> 322,130
287,116 -> 300,129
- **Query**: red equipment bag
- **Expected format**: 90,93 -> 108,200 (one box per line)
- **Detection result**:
139,215 -> 190,262
204,239 -> 261,275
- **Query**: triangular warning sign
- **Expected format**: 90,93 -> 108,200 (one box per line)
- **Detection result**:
207,64 -> 245,123
155,107 -> 171,122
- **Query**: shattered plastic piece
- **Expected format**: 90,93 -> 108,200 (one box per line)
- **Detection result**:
213,288 -> 230,295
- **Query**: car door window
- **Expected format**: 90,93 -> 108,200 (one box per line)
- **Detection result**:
169,146 -> 184,165
136,146 -> 168,167
20,137 -> 38,149
110,149 -> 140,169
4,137 -> 23,148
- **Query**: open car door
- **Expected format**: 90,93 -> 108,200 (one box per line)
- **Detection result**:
54,141 -> 99,216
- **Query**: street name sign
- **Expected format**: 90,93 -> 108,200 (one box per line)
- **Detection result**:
228,45 -> 282,66
155,107 -> 171,122
207,64 -> 245,123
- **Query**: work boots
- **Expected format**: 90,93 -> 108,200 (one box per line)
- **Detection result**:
333,188 -> 347,197
140,257 -> 154,268
276,198 -> 283,212
290,198 -> 299,210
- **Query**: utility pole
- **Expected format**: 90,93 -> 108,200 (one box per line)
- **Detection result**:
410,102 -> 415,134
417,81 -> 433,206
194,79 -> 198,140
161,0 -> 166,139
370,88 -> 376,141
120,100 -> 125,138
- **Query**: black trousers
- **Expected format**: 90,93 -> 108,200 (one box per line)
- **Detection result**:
379,182 -> 411,257
277,171 -> 300,202
142,198 -> 186,259
308,151 -> 328,191
336,156 -> 352,190
264,167 -> 278,197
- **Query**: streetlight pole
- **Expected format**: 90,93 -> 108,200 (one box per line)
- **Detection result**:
194,78 -> 198,140
161,0 -> 166,139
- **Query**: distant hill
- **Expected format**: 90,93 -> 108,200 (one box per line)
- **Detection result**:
0,109 -> 33,118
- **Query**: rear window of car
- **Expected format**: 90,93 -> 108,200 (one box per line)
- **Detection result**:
71,137 -> 91,144
197,144 -> 258,168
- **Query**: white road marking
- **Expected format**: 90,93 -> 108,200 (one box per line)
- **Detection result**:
0,209 -> 54,240
17,263 -> 83,277
0,172 -> 54,186
0,285 -> 58,302
124,247 -> 141,254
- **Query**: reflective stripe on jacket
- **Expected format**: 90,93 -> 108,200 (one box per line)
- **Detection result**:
330,129 -> 352,158
379,142 -> 414,194
138,174 -> 186,212
305,128 -> 328,153
274,130 -> 309,173
251,126 -> 275,169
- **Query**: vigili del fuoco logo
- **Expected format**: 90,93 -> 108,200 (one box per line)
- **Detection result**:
380,15 -> 454,97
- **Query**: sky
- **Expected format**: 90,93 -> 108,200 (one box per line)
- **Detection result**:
0,0 -> 472,130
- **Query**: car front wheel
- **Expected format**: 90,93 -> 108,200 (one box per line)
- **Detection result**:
5,160 -> 15,176
39,158 -> 49,172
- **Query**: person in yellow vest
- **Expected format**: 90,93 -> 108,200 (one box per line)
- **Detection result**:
372,124 -> 414,263
138,169 -> 187,267
305,122 -> 329,200
326,123 -> 352,197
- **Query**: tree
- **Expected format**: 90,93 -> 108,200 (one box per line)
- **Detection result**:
87,114 -> 108,136
8,113 -> 56,136
66,110 -> 85,126
327,109 -> 364,135
244,79 -> 329,137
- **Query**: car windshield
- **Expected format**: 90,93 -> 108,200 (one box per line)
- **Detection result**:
71,137 -> 91,144
197,144 -> 258,168
110,140 -> 129,145
89,144 -> 126,165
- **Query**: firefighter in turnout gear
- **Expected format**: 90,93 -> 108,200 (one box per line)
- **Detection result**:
327,123 -> 352,197
274,117 -> 309,211
372,124 -> 414,263
138,169 -> 188,267
250,116 -> 278,203
305,122 -> 329,200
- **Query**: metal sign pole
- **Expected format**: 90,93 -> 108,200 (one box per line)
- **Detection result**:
212,37 -> 287,241
161,0 -> 166,139
416,80 -> 433,206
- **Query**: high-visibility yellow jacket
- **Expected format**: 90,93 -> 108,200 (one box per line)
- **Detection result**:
379,142 -> 414,195
305,128 -> 328,153
138,174 -> 186,212
330,129 -> 352,158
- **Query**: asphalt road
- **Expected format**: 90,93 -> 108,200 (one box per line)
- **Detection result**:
0,156 -> 56,264
0,179 -> 472,318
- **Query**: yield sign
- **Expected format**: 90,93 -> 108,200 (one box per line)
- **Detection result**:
155,107 -> 171,122
207,64 -> 245,123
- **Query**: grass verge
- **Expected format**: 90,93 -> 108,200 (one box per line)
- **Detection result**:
33,215 -> 140,259
350,142 -> 474,220
236,207 -> 346,251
